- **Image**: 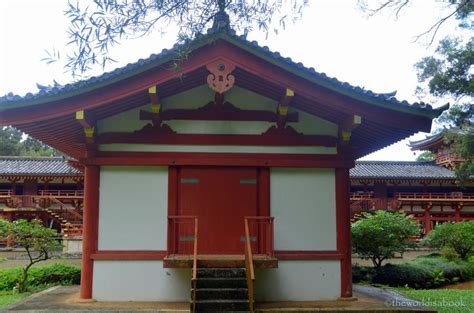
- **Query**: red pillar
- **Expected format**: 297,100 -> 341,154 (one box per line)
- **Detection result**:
454,205 -> 461,222
80,165 -> 100,299
6,212 -> 13,248
424,206 -> 431,234
336,167 -> 352,298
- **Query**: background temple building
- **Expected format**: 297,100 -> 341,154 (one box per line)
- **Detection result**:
350,132 -> 474,235
0,157 -> 83,250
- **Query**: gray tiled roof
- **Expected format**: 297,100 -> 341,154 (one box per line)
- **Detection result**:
351,161 -> 456,180
0,28 -> 446,118
0,157 -> 82,176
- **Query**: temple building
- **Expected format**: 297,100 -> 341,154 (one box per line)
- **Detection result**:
0,157 -> 83,250
0,19 -> 445,309
350,131 -> 474,235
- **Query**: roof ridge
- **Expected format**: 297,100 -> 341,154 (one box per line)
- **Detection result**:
0,28 -> 448,118
355,160 -> 436,164
0,156 -> 65,161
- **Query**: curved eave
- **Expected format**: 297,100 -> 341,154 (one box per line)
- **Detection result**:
408,133 -> 445,151
0,32 -> 446,120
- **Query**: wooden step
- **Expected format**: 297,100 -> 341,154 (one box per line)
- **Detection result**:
195,277 -> 247,289
193,299 -> 249,312
197,268 -> 245,278
192,288 -> 248,300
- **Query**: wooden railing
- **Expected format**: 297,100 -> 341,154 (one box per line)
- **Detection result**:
436,153 -> 464,165
350,192 -> 374,200
244,218 -> 255,313
191,217 -> 198,313
39,190 -> 84,197
396,192 -> 474,200
0,190 -> 13,196
167,216 -> 198,313
167,216 -> 199,255
245,216 -> 274,257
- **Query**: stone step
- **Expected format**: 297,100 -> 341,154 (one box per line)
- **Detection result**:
192,288 -> 248,300
193,299 -> 249,312
197,268 -> 246,278
195,277 -> 247,289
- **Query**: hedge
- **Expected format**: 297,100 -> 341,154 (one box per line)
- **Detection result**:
0,263 -> 80,291
353,256 -> 474,289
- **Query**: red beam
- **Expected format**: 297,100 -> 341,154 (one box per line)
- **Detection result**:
274,250 -> 343,260
97,132 -> 337,147
91,250 -> 167,260
87,152 -> 349,168
143,101 -> 299,122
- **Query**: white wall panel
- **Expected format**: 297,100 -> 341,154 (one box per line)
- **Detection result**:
98,166 -> 168,250
271,168 -> 337,250
93,261 -> 189,301
255,260 -> 340,300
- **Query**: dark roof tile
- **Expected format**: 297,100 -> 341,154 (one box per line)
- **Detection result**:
0,157 -> 82,176
350,161 -> 456,180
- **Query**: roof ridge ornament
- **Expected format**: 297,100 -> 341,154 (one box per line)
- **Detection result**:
210,0 -> 231,32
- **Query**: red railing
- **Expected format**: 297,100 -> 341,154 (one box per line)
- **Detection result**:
396,192 -> 474,200
39,190 -> 84,197
167,216 -> 198,255
167,216 -> 198,313
350,192 -> 374,200
436,153 -> 464,165
0,190 -> 13,196
245,216 -> 274,257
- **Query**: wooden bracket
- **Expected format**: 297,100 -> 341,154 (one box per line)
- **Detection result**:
276,88 -> 294,128
140,86 -> 162,126
76,110 -> 96,143
339,115 -> 362,144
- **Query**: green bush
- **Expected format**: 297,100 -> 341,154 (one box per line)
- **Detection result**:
0,264 -> 80,291
354,256 -> 474,289
422,221 -> 474,260
352,210 -> 418,268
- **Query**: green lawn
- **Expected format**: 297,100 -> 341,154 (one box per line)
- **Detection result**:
397,289 -> 474,313
0,291 -> 30,309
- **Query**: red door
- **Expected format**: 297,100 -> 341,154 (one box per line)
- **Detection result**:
177,167 -> 258,254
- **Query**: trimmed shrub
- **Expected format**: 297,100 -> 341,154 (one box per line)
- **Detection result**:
355,256 -> 474,289
0,264 -> 80,291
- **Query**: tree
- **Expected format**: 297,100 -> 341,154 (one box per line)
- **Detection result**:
51,0 -> 308,77
358,0 -> 473,44
422,221 -> 474,260
416,151 -> 436,162
360,0 -> 473,184
351,210 -> 418,268
0,126 -> 60,157
0,219 -> 62,292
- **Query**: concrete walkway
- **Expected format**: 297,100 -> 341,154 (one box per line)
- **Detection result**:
2,285 -> 436,313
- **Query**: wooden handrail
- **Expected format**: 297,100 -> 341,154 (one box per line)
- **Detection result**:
244,218 -> 255,313
191,217 -> 198,313
168,216 -> 198,313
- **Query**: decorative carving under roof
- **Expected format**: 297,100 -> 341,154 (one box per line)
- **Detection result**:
206,60 -> 235,94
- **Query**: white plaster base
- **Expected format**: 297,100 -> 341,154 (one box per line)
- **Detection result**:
62,237 -> 82,254
254,260 -> 341,301
92,260 -> 190,301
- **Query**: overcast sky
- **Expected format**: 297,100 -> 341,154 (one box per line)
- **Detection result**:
0,0 -> 463,160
